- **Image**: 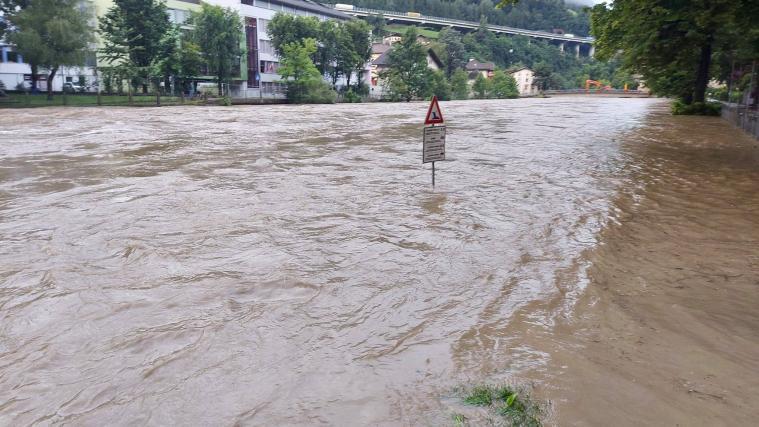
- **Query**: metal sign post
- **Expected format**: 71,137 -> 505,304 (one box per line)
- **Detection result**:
423,125 -> 446,186
423,96 -> 446,187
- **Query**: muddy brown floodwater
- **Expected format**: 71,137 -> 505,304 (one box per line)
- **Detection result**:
0,98 -> 757,426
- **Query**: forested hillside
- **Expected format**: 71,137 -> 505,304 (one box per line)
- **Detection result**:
326,0 -> 591,36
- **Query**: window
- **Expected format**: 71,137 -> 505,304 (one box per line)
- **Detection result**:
168,9 -> 190,25
259,39 -> 274,55
7,51 -> 20,63
259,18 -> 269,36
85,52 -> 97,67
260,61 -> 279,74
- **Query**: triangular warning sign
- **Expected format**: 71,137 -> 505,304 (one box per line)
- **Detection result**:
425,96 -> 445,125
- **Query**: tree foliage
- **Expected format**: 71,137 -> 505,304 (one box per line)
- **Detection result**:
491,69 -> 519,98
98,0 -> 170,93
591,0 -> 757,107
450,69 -> 470,100
472,73 -> 492,99
0,0 -> 31,38
427,70 -> 451,101
382,27 -> 431,101
438,28 -> 467,78
191,3 -> 242,96
7,0 -> 94,99
278,38 -> 337,103
152,25 -> 203,96
268,14 -> 372,90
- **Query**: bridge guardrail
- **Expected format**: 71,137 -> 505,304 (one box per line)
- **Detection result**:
333,6 -> 594,44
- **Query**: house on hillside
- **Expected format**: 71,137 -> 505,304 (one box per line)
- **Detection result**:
465,59 -> 495,84
510,67 -> 537,96
382,33 -> 404,45
370,44 -> 444,99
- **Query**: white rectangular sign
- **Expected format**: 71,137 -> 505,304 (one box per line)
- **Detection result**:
423,126 -> 446,164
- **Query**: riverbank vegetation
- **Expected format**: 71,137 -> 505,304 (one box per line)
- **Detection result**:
454,383 -> 546,426
590,0 -> 759,115
99,0 -> 240,98
268,14 -> 372,103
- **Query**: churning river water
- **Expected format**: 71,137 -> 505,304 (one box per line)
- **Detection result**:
1,98 -> 757,426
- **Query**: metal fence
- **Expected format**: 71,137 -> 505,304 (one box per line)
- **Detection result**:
721,103 -> 759,139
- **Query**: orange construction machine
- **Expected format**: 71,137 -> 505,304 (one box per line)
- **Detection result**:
585,79 -> 612,92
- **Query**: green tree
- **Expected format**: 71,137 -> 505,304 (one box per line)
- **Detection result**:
0,0 -> 31,39
317,20 -> 342,85
450,69 -> 470,100
152,25 -> 202,96
267,13 -> 320,56
278,38 -> 336,104
427,70 -> 451,101
343,19 -> 372,88
98,0 -> 170,94
591,0 -> 754,107
382,27 -> 430,102
365,13 -> 386,40
532,61 -> 552,91
192,3 -> 242,96
491,69 -> 519,98
472,73 -> 492,99
8,0 -> 94,99
439,28 -> 467,78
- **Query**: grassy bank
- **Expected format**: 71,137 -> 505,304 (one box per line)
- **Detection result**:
0,93 -> 200,108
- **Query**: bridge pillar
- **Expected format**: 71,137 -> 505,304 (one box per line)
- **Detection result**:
558,42 -> 565,53
589,45 -> 595,58
575,43 -> 580,58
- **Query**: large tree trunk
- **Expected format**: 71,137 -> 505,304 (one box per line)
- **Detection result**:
692,36 -> 713,104
46,66 -> 59,101
218,76 -> 223,97
30,64 -> 38,92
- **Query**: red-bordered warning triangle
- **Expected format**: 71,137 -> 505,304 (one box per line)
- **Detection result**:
425,96 -> 445,125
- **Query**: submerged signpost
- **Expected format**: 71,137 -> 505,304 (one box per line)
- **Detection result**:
423,96 -> 445,187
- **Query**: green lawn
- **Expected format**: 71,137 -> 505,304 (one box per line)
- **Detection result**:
0,93 -> 194,108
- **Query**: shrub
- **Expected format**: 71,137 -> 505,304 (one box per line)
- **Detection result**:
287,79 -> 336,104
342,89 -> 361,103
671,100 -> 721,116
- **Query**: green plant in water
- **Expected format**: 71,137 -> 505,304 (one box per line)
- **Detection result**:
461,384 -> 544,426
463,386 -> 493,406
452,413 -> 466,427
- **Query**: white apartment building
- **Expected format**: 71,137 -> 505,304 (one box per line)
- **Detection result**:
510,67 -> 537,96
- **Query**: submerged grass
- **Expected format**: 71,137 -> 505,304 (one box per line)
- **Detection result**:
459,384 -> 545,426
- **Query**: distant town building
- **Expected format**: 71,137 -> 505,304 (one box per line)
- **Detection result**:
382,34 -> 403,45
465,59 -> 495,81
510,67 -> 537,96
